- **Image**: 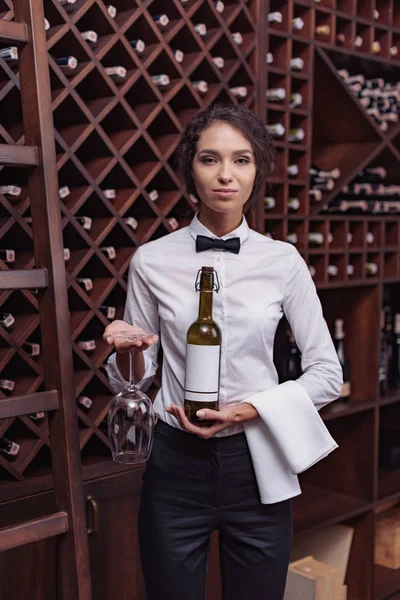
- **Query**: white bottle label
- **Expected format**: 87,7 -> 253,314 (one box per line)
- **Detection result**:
184,343 -> 220,402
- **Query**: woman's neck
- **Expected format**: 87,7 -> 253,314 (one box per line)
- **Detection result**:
197,208 -> 243,238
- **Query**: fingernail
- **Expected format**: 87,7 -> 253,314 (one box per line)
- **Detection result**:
197,410 -> 205,418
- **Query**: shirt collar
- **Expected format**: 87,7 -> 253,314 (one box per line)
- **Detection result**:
188,212 -> 250,245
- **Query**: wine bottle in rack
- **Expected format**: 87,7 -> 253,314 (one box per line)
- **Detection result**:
100,246 -> 116,260
0,185 -> 22,197
308,265 -> 316,278
81,30 -> 98,44
309,189 -> 322,202
327,265 -> 338,277
105,66 -> 127,80
308,232 -> 324,246
266,53 -> 273,65
365,262 -> 378,276
59,186 -> 70,199
388,314 -> 400,390
99,305 -> 116,319
346,264 -> 354,276
267,11 -> 283,24
103,188 -> 116,200
280,328 -> 302,383
168,218 -> 179,231
22,342 -> 40,357
63,248 -> 70,262
290,57 -> 304,71
0,46 -> 18,61
372,41 -> 381,54
174,50 -> 184,63
336,33 -> 345,46
76,216 -> 92,230
55,56 -> 78,70
184,266 -> 221,427
212,56 -> 224,69
147,189 -> 158,202
310,165 -> 341,179
353,36 -> 363,49
292,17 -> 304,31
333,319 -> 351,402
77,339 -> 96,352
152,14 -> 169,27
286,233 -> 298,245
214,0 -> 224,13
151,74 -> 170,87
76,278 -> 93,292
0,379 -> 15,392
289,93 -> 302,108
0,312 -> 14,328
0,249 -> 15,263
0,437 -> 19,457
192,80 -> 208,94
58,0 -> 76,6
230,86 -> 247,98
288,128 -> 305,143
129,39 -> 145,53
124,217 -> 138,231
287,164 -> 299,177
106,5 -> 117,18
231,32 -> 243,46
194,23 -> 207,37
264,197 -> 276,210
390,46 -> 398,57
379,310 -> 389,395
77,395 -> 93,412
315,25 -> 330,37
266,123 -> 285,138
288,197 -> 300,212
266,88 -> 286,102
366,232 -> 374,244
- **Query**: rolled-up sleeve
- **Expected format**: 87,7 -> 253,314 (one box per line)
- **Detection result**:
106,247 -> 160,394
241,247 -> 343,474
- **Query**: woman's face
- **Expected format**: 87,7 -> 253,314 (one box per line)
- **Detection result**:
192,120 -> 257,216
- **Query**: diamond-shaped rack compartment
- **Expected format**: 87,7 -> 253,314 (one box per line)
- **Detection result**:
100,37 -> 139,93
123,12 -> 163,63
0,85 -> 23,143
53,94 -> 92,150
311,47 -> 383,214
98,163 -> 137,212
124,74 -> 160,123
74,66 -> 116,119
75,129 -> 114,180
75,2 -> 116,58
100,103 -> 137,152
98,222 -> 135,274
167,19 -> 203,73
146,109 -> 181,158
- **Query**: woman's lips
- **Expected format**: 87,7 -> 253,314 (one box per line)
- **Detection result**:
212,189 -> 238,199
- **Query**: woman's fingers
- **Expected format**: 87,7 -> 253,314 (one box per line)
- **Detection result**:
166,405 -> 233,439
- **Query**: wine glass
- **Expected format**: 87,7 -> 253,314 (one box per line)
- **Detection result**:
107,332 -> 157,464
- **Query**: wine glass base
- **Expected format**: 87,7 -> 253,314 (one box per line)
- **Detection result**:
112,451 -> 148,464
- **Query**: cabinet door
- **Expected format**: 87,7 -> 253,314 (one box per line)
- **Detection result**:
0,491 -> 58,600
84,469 -> 146,600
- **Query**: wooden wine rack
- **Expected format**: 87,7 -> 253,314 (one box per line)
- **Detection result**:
3,0 -> 400,598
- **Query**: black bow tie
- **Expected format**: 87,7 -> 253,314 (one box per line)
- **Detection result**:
196,235 -> 241,254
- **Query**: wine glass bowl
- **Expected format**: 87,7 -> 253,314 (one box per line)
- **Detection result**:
107,331 -> 157,464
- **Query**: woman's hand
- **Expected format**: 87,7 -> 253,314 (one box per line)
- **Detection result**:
165,402 -> 259,439
103,319 -> 158,354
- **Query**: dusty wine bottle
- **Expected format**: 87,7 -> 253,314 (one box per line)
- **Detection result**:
0,437 -> 19,456
0,249 -> 15,263
184,267 -> 221,426
0,312 -> 15,328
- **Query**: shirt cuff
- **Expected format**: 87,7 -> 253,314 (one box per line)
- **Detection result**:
241,380 -> 338,474
106,351 -> 154,394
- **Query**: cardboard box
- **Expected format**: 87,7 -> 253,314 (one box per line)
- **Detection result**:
290,524 -> 354,585
284,555 -> 344,600
375,507 -> 400,569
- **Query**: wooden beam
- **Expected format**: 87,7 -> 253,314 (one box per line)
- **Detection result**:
0,391 -> 58,419
0,513 -> 69,552
0,19 -> 28,43
0,269 -> 48,290
0,143 -> 38,166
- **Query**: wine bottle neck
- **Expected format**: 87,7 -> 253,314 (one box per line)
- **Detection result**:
197,290 -> 213,322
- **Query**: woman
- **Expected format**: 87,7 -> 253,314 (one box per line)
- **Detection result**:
104,103 -> 343,600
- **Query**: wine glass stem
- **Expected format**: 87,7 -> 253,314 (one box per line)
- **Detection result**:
128,349 -> 135,390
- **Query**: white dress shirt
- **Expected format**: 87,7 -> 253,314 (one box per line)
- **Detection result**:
107,212 -> 343,503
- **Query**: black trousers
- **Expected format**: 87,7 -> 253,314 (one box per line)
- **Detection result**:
138,420 -> 293,600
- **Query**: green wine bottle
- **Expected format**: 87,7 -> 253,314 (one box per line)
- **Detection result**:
184,266 -> 221,426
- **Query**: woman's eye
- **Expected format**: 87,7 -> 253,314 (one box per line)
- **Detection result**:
201,157 -> 217,164
236,158 -> 250,164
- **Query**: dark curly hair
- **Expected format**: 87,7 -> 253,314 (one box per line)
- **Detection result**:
175,103 -> 276,207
